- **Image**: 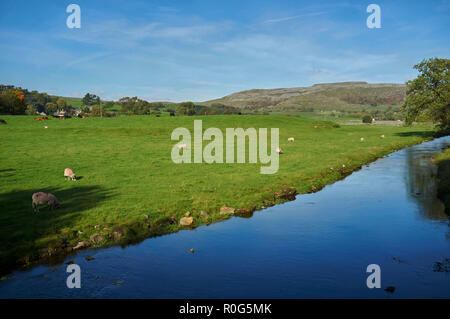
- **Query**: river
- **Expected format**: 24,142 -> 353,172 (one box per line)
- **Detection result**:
1,136 -> 449,298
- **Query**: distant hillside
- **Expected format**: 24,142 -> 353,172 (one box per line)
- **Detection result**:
202,82 -> 406,112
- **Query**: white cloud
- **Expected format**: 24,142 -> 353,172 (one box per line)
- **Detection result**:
263,11 -> 326,24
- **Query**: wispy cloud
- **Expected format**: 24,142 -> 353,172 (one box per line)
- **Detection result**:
58,20 -> 225,48
64,52 -> 113,68
263,11 -> 326,24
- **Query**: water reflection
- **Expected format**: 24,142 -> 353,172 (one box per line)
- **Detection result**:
405,138 -> 450,220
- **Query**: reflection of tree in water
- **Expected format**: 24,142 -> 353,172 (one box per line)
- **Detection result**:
405,147 -> 447,220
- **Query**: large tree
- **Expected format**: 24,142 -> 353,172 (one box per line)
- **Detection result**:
45,102 -> 58,115
56,98 -> 67,111
402,58 -> 450,130
82,93 -> 100,106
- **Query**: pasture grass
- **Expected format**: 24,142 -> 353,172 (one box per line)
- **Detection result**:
0,115 -> 435,274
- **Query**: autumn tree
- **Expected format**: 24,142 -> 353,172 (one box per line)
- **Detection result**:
0,89 -> 26,114
91,105 -> 105,117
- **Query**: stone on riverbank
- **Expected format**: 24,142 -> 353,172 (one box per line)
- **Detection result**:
180,217 -> 194,226
73,241 -> 91,250
90,233 -> 104,244
220,206 -> 235,215
274,187 -> 297,200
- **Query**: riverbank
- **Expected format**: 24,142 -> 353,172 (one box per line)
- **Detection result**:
0,115 -> 436,275
434,147 -> 450,214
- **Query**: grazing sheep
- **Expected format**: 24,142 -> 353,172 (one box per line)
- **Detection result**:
360,137 -> 365,142
32,192 -> 60,213
178,143 -> 187,149
381,134 -> 385,139
288,137 -> 295,142
64,168 -> 76,181
276,147 -> 283,154
44,126 -> 48,129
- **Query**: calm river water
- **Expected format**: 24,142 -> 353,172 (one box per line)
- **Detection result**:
1,136 -> 449,298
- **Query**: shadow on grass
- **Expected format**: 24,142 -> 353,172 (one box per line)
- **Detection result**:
0,169 -> 15,173
0,169 -> 15,178
394,131 -> 437,138
0,185 -> 115,273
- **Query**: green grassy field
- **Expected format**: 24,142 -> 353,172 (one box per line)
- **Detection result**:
61,97 -> 122,112
434,148 -> 450,214
263,110 -> 361,122
0,115 -> 435,274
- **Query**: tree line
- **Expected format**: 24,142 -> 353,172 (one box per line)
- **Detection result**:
1,58 -> 447,128
0,85 -> 79,116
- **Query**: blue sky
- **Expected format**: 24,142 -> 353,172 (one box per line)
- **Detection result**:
0,0 -> 449,101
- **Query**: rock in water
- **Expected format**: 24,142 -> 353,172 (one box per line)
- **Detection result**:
385,286 -> 395,293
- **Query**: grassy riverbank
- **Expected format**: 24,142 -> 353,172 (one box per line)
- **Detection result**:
0,115 -> 435,274
434,148 -> 450,214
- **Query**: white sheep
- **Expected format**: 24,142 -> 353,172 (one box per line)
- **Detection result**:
360,137 -> 365,142
381,134 -> 385,139
276,147 -> 283,154
288,137 -> 294,142
64,168 -> 77,181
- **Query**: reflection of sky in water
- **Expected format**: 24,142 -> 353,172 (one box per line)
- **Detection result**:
0,137 -> 449,298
